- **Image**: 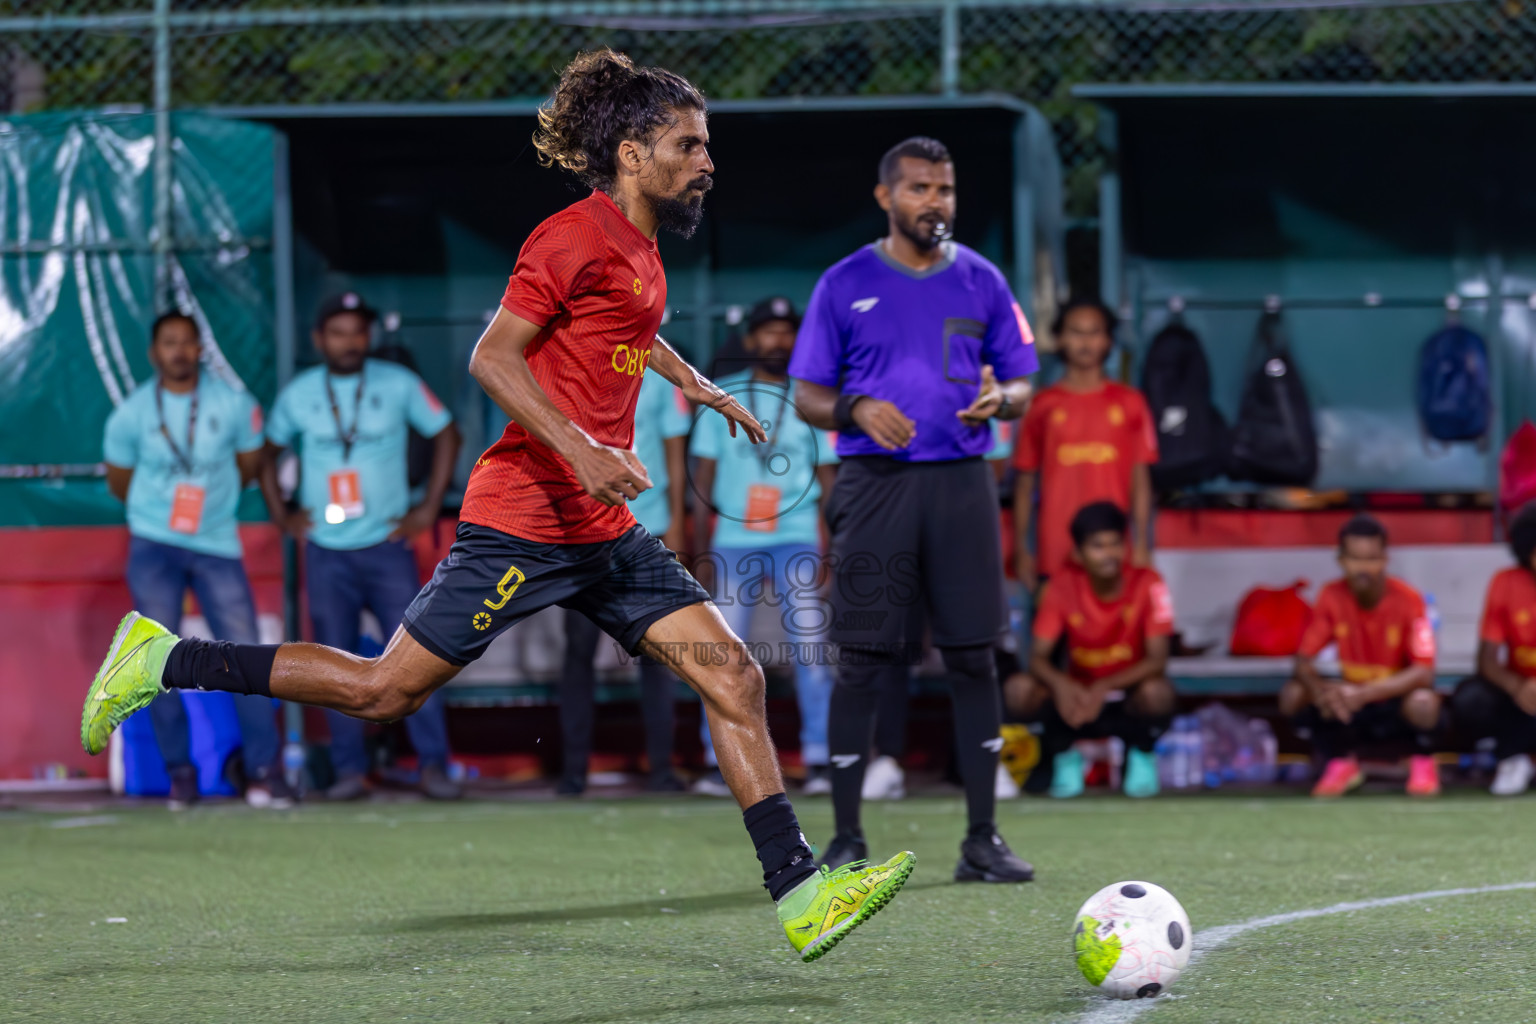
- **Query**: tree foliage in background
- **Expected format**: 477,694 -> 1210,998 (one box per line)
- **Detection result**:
8,0 -> 1536,216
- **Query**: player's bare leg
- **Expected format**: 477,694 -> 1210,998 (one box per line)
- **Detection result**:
639,601 -> 914,961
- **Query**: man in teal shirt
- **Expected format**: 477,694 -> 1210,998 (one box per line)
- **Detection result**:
260,293 -> 462,800
556,370 -> 690,794
103,312 -> 290,809
691,297 -> 839,796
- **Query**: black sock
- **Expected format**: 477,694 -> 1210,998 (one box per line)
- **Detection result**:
1109,703 -> 1174,754
942,644 -> 1002,835
163,639 -> 278,698
828,655 -> 888,838
743,793 -> 816,901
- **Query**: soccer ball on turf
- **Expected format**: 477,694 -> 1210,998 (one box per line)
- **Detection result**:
1072,880 -> 1191,999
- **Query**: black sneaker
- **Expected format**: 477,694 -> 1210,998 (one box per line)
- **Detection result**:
954,829 -> 1035,883
420,763 -> 464,801
325,773 -> 370,801
167,764 -> 200,811
245,763 -> 297,809
555,775 -> 586,797
819,832 -> 868,871
646,772 -> 686,793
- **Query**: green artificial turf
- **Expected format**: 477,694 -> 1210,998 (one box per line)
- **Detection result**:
5,793 -> 1536,1023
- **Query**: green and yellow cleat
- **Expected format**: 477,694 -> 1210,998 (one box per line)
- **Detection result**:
81,612 -> 178,755
777,850 -> 916,962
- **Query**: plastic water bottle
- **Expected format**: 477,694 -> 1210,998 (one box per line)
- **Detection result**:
283,740 -> 306,790
1425,593 -> 1441,638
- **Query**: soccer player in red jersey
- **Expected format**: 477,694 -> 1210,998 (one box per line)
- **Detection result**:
80,49 -> 913,963
1003,502 -> 1176,799
1449,505 -> 1536,796
1281,515 -> 1441,798
1012,298 -> 1157,592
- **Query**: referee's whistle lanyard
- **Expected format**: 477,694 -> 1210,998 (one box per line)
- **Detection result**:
745,381 -> 788,472
325,367 -> 366,463
155,380 -> 199,478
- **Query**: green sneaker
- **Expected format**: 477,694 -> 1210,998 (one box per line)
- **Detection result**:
1122,746 -> 1161,799
81,612 -> 178,755
777,850 -> 915,962
1049,748 -> 1085,799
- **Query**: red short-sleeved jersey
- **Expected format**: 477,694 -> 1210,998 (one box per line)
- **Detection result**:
1013,381 -> 1158,578
460,191 -> 668,543
1032,563 -> 1174,684
1299,577 -> 1435,683
1479,567 -> 1536,677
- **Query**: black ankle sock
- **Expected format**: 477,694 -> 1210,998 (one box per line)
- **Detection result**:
967,820 -> 997,839
743,793 -> 817,901
942,644 -> 1003,834
163,639 -> 278,698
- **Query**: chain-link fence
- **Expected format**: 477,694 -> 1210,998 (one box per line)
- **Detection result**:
4,0 -> 1534,215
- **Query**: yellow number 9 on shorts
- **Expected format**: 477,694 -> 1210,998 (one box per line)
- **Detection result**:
483,564 -> 525,610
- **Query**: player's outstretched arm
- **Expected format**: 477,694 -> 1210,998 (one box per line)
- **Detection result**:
469,307 -> 652,506
647,335 -> 766,443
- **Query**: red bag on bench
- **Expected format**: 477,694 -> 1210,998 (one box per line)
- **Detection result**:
1229,581 -> 1311,657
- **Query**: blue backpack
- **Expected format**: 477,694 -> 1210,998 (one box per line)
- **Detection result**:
1417,324 -> 1490,442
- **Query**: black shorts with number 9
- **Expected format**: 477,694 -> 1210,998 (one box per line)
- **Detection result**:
401,522 -> 709,665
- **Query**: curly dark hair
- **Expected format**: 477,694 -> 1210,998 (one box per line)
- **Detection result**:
533,49 -> 706,193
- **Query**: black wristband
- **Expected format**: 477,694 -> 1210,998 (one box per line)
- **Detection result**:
834,393 -> 866,431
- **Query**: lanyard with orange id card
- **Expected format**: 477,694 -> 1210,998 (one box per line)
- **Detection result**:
743,483 -> 782,533
327,468 -> 365,522
169,483 -> 206,534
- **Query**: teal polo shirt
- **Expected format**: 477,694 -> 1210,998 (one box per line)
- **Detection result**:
267,359 -> 453,551
689,370 -> 838,550
628,371 -> 691,536
102,374 -> 264,559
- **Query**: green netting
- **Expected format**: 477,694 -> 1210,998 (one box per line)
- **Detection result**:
6,1 -> 1535,218
0,110 -> 275,525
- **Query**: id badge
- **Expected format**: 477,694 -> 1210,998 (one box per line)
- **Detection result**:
743,483 -> 782,533
326,468 -> 366,524
169,483 -> 206,534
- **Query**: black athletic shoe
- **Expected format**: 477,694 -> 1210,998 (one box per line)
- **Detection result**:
819,832 -> 868,871
555,775 -> 586,797
646,772 -> 686,793
954,829 -> 1035,883
167,764 -> 199,811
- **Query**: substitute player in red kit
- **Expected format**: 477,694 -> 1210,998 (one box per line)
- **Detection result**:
80,49 -> 913,963
1281,515 -> 1442,798
1003,502 -> 1177,799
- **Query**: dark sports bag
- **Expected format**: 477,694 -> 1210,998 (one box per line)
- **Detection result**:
1417,324 -> 1490,442
1228,311 -> 1318,486
1140,320 -> 1227,490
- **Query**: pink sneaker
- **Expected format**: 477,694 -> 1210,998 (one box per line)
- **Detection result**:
1406,754 -> 1440,797
1311,756 -> 1364,798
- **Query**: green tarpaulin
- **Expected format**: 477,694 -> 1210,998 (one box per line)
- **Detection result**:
0,111 -> 276,526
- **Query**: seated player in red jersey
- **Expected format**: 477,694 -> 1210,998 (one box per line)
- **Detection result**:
1003,501 -> 1177,799
1282,515 -> 1442,798
80,49 -> 912,964
1450,504 -> 1536,796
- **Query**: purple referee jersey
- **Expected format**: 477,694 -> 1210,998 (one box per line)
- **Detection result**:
788,241 -> 1038,462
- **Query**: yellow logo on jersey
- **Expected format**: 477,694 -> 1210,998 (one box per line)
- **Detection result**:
632,278 -> 642,295
1108,404 -> 1125,426
1057,442 -> 1119,466
612,344 -> 652,377
1072,644 -> 1135,670
472,612 -> 492,631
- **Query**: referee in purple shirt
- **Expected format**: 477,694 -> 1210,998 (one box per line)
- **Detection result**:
791,137 -> 1039,883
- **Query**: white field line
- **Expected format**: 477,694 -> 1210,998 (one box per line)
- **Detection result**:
1076,881 -> 1536,1024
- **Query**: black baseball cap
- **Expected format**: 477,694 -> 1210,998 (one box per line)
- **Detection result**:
315,291 -> 377,329
746,296 -> 800,332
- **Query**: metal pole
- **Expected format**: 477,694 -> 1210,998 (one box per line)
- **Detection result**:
151,0 -> 172,309
940,1 -> 961,97
1010,112 -> 1035,324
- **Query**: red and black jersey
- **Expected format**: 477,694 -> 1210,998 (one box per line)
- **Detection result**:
461,191 -> 668,543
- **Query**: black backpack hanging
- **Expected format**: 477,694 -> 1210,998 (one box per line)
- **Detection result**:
1228,310 -> 1318,486
1140,319 -> 1228,490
